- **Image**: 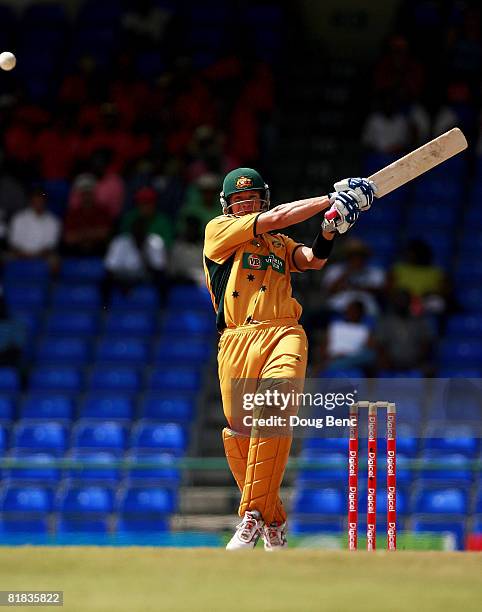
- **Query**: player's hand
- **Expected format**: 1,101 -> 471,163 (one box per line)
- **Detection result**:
333,177 -> 376,211
322,190 -> 360,234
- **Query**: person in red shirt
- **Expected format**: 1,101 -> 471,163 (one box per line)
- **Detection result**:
62,174 -> 113,256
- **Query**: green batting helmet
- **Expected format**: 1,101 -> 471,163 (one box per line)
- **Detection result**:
220,167 -> 270,214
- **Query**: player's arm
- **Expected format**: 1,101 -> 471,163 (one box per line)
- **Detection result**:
255,195 -> 331,235
292,230 -> 336,271
255,177 -> 375,235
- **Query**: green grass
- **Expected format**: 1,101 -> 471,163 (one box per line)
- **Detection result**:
0,548 -> 480,612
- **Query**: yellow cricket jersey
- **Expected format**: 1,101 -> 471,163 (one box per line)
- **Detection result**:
203,213 -> 304,331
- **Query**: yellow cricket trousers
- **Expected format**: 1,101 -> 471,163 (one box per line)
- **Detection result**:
218,318 -> 307,524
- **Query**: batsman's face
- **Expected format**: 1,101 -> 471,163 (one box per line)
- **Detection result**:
229,190 -> 262,216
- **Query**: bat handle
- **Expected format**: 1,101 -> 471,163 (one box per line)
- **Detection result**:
322,209 -> 339,232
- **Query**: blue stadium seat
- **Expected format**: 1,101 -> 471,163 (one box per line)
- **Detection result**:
0,368 -> 20,393
0,396 -> 15,420
140,395 -> 195,422
412,520 -> 465,550
59,258 -> 105,283
104,312 -> 156,336
117,486 -> 177,514
4,284 -> 47,311
162,311 -> 213,335
302,438 -> 347,453
51,284 -> 101,309
293,488 -> 344,515
72,421 -> 127,452
46,312 -> 99,336
475,489 -> 482,514
446,315 -> 482,337
418,453 -> 472,483
0,425 -> 8,453
453,258 -> 482,285
89,367 -> 141,393
21,394 -> 74,421
0,518 -> 49,533
393,424 -> 419,457
56,485 -> 114,514
3,452 -> 60,484
95,338 -> 149,364
148,367 -> 202,392
438,367 -> 482,378
131,422 -> 187,454
12,311 -> 40,337
110,286 -> 159,310
297,452 -> 346,483
35,337 -> 91,365
3,259 -> 50,283
29,367 -> 82,392
439,339 -> 482,365
167,285 -> 212,310
56,517 -> 109,533
290,520 -> 343,535
0,485 -> 53,513
42,179 -> 70,214
12,421 -> 68,455
66,451 -> 121,483
116,516 -> 169,532
154,339 -> 212,365
423,425 -> 478,456
457,287 -> 482,312
413,488 -> 468,514
357,488 -> 407,515
407,203 -> 456,228
125,452 -> 180,484
79,395 -> 134,421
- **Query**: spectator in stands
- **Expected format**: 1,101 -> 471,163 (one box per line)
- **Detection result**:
121,0 -> 173,50
120,186 -> 174,248
7,186 -> 60,270
91,150 -> 126,220
62,174 -> 113,257
389,239 -> 450,315
373,35 -> 424,99
170,215 -> 204,286
179,173 -> 220,230
0,292 -> 25,368
362,92 -> 411,154
317,300 -> 375,375
321,239 -> 386,316
103,187 -> 169,303
0,158 -> 27,245
433,82 -> 476,138
374,288 -> 435,375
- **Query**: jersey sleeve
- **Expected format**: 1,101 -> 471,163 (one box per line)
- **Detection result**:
280,234 -> 305,273
204,213 -> 260,263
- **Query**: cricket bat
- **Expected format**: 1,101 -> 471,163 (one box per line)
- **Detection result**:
324,127 -> 468,227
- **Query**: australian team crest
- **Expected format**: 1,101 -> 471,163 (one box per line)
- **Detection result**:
235,176 -> 253,189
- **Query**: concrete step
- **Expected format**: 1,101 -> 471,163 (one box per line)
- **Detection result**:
179,486 -> 296,515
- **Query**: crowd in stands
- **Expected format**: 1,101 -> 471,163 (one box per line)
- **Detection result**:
0,0 -> 481,382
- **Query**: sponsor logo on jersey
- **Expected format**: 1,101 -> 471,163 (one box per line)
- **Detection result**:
235,176 -> 253,189
248,254 -> 261,269
242,252 -> 285,274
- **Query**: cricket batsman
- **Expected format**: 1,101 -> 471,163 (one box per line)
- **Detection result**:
203,168 -> 374,550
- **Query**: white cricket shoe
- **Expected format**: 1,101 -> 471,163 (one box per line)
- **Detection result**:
262,522 -> 288,551
226,510 -> 264,550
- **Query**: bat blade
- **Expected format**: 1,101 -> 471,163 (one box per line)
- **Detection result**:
370,127 -> 468,198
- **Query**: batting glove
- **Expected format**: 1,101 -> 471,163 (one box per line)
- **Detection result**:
322,190 -> 360,234
333,177 -> 376,211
